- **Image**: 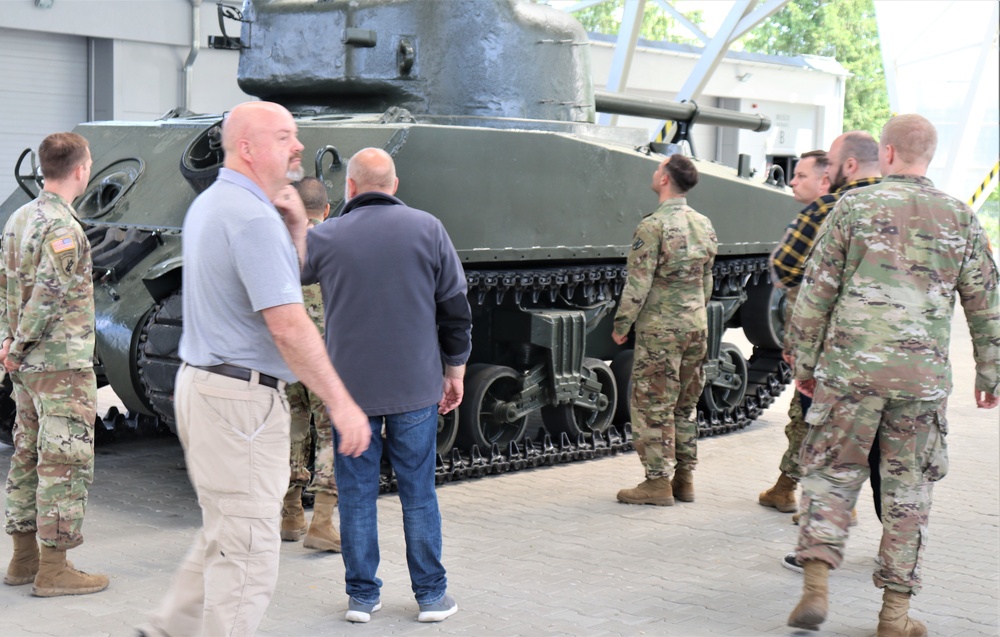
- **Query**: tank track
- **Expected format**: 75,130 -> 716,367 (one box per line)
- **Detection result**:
462,255 -> 791,436
131,256 -> 789,491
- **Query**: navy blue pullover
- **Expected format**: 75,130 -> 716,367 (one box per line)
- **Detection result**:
302,192 -> 472,416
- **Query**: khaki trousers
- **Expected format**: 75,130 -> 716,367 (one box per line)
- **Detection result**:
148,364 -> 290,637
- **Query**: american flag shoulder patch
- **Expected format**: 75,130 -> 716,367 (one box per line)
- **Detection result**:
50,236 -> 76,253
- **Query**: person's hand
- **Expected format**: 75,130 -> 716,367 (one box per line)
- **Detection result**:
1,338 -> 16,373
328,401 -> 371,458
975,389 -> 999,409
612,332 -> 628,345
439,377 -> 464,414
272,185 -> 307,231
796,377 -> 816,398
439,365 -> 465,414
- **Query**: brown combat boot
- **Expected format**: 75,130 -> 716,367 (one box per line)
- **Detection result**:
32,545 -> 109,597
671,468 -> 695,503
4,531 -> 40,586
281,485 -> 307,541
787,559 -> 829,631
303,492 -> 341,552
876,589 -> 928,637
616,476 -> 674,506
759,473 -> 798,513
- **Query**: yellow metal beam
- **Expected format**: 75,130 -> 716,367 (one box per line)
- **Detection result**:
968,160 -> 999,213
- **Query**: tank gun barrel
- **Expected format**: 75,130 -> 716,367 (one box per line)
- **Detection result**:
595,91 -> 771,133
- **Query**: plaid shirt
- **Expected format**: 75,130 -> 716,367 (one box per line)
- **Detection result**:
771,177 -> 881,288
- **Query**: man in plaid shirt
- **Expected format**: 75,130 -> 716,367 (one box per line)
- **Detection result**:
760,134 -> 881,529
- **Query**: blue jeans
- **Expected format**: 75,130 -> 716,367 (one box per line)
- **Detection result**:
333,404 -> 447,605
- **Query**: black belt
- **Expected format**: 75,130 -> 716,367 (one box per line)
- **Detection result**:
192,363 -> 282,389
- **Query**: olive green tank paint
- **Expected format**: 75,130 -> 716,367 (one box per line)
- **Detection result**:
0,0 -> 800,454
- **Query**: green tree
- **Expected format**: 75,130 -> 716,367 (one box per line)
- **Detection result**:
572,0 -> 704,46
740,0 -> 890,136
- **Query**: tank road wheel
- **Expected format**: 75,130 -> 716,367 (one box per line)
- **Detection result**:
700,342 -> 749,414
610,349 -> 634,425
456,364 -> 528,451
0,375 -> 15,446
741,278 -> 786,350
437,410 -> 458,457
541,357 -> 617,439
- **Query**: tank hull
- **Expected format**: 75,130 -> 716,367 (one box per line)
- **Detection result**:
0,0 -> 801,473
0,114 -> 796,458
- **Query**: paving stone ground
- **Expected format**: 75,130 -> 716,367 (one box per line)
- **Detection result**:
0,314 -> 996,637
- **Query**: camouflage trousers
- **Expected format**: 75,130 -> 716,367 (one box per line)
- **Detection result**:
286,381 -> 336,496
778,391 -> 809,480
795,384 -> 947,595
630,328 -> 706,479
5,369 -> 97,550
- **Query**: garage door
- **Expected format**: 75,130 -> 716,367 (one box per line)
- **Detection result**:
0,28 -> 88,201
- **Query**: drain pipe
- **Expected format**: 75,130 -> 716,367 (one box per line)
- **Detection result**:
181,0 -> 202,111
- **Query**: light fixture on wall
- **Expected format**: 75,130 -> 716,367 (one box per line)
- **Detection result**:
34,0 -> 54,7
737,72 -> 753,83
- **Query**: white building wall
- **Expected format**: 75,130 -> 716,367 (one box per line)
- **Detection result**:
587,40 -> 846,178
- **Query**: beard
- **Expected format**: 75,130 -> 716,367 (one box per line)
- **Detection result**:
286,164 -> 305,182
831,164 -> 847,190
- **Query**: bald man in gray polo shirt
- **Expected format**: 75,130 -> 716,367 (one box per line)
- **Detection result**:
140,102 -> 369,637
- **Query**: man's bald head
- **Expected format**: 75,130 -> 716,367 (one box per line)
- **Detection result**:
222,102 -> 291,154
220,101 -> 304,198
827,131 -> 880,189
880,114 -> 937,174
346,148 -> 398,199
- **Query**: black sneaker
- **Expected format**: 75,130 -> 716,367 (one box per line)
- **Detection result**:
781,552 -> 804,574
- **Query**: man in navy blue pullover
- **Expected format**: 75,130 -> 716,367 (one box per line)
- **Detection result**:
302,147 -> 471,624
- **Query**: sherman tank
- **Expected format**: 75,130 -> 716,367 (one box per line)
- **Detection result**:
0,0 -> 798,481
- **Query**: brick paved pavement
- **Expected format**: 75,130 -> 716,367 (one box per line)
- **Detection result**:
0,314 -> 996,637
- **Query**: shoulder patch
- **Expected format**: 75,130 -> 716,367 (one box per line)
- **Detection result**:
632,238 -> 645,251
50,236 -> 76,254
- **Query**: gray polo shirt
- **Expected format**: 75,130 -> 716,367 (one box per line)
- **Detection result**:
302,192 -> 472,416
179,168 -> 303,382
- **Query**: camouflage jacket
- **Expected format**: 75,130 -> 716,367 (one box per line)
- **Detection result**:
302,283 -> 324,333
776,177 -> 882,350
303,216 -> 325,333
613,197 -> 718,336
0,191 -> 95,372
790,175 -> 1000,399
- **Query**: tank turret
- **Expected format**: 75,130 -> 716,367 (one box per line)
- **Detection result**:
238,0 -> 595,122
0,0 -> 798,486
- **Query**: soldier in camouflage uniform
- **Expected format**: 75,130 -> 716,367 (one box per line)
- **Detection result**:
280,176 -> 341,552
786,114 -> 1000,637
612,154 -> 717,506
0,132 -> 109,597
